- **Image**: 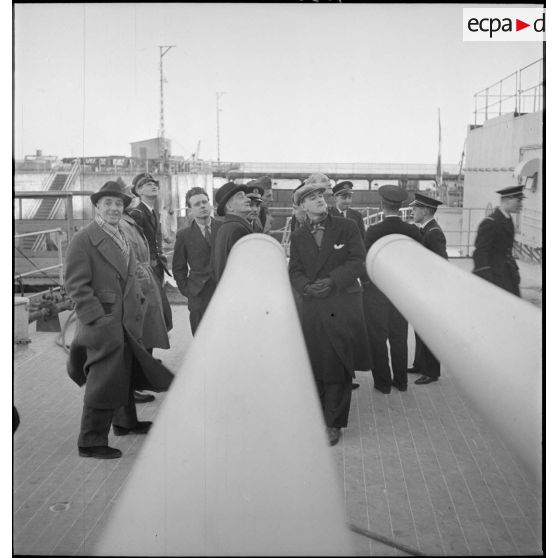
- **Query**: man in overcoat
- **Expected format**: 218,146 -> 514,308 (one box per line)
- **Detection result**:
363,185 -> 421,394
329,180 -> 366,240
172,187 -> 222,334
289,173 -> 369,446
128,172 -> 173,331
472,185 -> 524,297
65,181 -> 173,459
408,192 -> 448,385
211,182 -> 253,283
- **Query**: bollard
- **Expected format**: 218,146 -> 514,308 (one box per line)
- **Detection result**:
14,297 -> 30,344
95,234 -> 353,556
366,234 -> 542,484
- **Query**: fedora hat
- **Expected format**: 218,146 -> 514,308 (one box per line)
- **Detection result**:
215,182 -> 248,216
131,172 -> 159,196
293,173 -> 331,205
91,181 -> 133,207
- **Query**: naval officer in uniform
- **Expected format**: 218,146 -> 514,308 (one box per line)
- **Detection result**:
408,192 -> 448,385
329,180 -> 366,240
363,185 -> 421,394
472,185 -> 524,297
289,173 -> 369,446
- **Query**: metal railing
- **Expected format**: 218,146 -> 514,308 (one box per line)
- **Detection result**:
15,228 -> 65,286
473,58 -> 543,126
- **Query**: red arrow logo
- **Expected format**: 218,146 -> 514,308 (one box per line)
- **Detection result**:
516,19 -> 530,31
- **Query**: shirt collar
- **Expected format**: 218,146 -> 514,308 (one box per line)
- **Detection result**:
95,214 -> 121,235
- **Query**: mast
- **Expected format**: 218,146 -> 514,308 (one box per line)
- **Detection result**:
158,45 -> 175,167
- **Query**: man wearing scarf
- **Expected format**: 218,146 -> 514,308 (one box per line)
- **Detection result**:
289,173 -> 370,446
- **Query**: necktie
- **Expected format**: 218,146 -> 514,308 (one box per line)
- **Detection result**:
204,224 -> 211,243
343,210 -> 347,219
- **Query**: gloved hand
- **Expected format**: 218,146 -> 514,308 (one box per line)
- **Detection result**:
304,278 -> 334,298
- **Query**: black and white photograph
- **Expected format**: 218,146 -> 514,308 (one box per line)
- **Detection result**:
12,2 -> 545,556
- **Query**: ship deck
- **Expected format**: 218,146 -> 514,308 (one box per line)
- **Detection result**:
13,259 -> 543,556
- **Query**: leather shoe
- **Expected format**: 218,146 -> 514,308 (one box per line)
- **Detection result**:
415,375 -> 438,385
327,427 -> 341,446
392,382 -> 407,392
78,446 -> 122,459
352,383 -> 360,390
374,385 -> 391,394
134,391 -> 155,403
407,367 -> 421,374
113,421 -> 152,436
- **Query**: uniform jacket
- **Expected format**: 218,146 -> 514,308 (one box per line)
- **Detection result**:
420,218 -> 448,259
120,214 -> 169,350
127,201 -> 173,329
172,218 -> 222,302
127,201 -> 168,273
212,214 -> 253,283
64,221 -> 173,409
330,206 -> 366,240
473,208 -> 520,296
289,215 -> 370,381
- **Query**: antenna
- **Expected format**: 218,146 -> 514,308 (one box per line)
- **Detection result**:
216,91 -> 226,167
158,45 -> 175,166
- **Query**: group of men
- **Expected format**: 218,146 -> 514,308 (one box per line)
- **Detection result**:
64,170 -> 526,457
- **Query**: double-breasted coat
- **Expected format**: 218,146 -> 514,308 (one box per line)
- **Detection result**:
172,218 -> 222,308
65,221 -> 173,410
420,218 -> 448,259
330,206 -> 366,240
473,208 -> 520,296
289,215 -> 370,383
120,214 -> 170,349
212,214 -> 253,283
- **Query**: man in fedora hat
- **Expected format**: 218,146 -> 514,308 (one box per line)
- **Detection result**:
407,192 -> 448,386
65,181 -> 173,459
212,181 -> 253,282
172,187 -> 222,334
289,173 -> 370,446
363,185 -> 422,394
329,180 -> 366,240
473,185 -> 524,297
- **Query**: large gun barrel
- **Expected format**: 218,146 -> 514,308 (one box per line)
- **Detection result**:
366,234 -> 542,484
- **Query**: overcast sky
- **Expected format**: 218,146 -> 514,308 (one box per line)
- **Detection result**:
14,3 -> 542,165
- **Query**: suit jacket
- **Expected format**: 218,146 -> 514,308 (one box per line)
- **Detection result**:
212,214 -> 253,283
172,218 -> 221,301
473,208 -> 520,296
127,202 -> 168,272
330,206 -> 366,240
64,221 -> 173,409
420,218 -> 448,259
289,215 -> 370,381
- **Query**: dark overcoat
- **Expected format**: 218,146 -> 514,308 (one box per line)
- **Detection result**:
473,208 -> 520,296
65,221 -> 173,409
421,218 -> 448,259
289,215 -> 370,382
212,214 -> 253,283
330,206 -> 366,240
172,217 -> 222,309
127,202 -> 173,329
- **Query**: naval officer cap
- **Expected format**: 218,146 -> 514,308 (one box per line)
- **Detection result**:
293,173 -> 332,206
246,176 -> 272,192
496,185 -> 525,199
131,172 -> 159,196
332,181 -> 354,196
378,184 -> 408,204
409,192 -> 443,208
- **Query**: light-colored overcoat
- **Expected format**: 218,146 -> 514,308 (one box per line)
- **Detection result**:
65,221 -> 173,409
120,214 -> 170,349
